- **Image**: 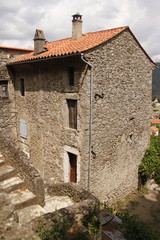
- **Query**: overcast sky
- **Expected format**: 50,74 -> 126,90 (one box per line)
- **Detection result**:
0,0 -> 160,61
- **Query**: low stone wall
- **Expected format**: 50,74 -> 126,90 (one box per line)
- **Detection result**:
46,182 -> 99,203
0,133 -> 45,205
31,184 -> 100,238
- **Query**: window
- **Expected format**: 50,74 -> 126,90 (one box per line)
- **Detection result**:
20,119 -> 27,138
67,99 -> 77,129
0,80 -> 8,98
68,67 -> 75,86
20,79 -> 25,96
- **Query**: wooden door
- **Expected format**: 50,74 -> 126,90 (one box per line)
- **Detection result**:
68,152 -> 77,183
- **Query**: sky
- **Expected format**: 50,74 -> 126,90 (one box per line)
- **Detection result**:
0,0 -> 160,62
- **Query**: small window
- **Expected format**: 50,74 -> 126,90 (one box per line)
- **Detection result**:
0,81 -> 8,98
20,119 -> 27,138
67,99 -> 77,129
20,79 -> 25,96
68,67 -> 75,86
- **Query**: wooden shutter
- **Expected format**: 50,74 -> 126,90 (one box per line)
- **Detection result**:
67,99 -> 77,129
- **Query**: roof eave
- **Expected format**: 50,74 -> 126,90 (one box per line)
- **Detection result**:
7,52 -> 82,66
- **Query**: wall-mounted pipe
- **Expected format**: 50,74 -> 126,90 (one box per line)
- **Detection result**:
81,53 -> 93,192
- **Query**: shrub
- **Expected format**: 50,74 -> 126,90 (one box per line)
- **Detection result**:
37,212 -> 72,240
139,135 -> 160,184
118,212 -> 160,240
81,206 -> 101,239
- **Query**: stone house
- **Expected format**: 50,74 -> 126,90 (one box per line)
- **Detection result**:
0,46 -> 33,135
6,13 -> 155,202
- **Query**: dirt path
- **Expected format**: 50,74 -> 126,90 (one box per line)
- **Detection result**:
115,180 -> 160,233
126,189 -> 160,232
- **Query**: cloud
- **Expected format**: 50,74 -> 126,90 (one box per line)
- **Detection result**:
0,0 -> 159,61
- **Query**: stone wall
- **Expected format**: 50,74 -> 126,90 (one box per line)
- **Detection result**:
0,134 -> 45,204
0,47 -> 32,137
11,56 -> 91,189
86,29 -> 153,202
0,47 -> 44,204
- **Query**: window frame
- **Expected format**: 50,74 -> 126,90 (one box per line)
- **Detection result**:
67,99 -> 77,129
0,80 -> 8,98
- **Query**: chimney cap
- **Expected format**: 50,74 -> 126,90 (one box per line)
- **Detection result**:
34,29 -> 45,41
72,12 -> 82,21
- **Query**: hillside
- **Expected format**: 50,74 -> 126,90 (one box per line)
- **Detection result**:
152,62 -> 160,98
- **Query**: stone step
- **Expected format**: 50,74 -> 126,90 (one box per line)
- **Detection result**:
0,164 -> 16,182
17,195 -> 74,224
8,188 -> 38,210
17,204 -> 47,224
0,176 -> 25,193
44,195 -> 74,213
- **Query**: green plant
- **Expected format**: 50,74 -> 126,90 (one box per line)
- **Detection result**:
81,206 -> 101,239
118,211 -> 160,240
37,212 -> 72,240
37,221 -> 51,240
139,135 -> 160,184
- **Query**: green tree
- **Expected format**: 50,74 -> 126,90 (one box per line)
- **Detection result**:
139,135 -> 160,184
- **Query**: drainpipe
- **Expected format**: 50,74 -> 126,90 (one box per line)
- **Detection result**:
81,53 -> 93,192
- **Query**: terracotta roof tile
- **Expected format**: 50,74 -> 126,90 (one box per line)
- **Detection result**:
10,26 -> 128,63
151,119 -> 160,124
0,46 -> 33,52
150,126 -> 159,132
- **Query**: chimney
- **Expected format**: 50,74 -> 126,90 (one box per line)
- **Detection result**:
72,13 -> 82,40
33,29 -> 46,55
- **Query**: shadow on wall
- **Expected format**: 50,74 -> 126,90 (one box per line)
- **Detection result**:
8,56 -> 87,93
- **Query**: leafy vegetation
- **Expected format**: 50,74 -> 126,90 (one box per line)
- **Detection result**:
37,207 -> 100,240
36,212 -> 72,240
118,212 -> 160,240
81,206 -> 101,240
139,135 -> 160,184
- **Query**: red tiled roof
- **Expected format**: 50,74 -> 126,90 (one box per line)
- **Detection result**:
150,126 -> 159,132
0,46 -> 33,52
10,26 -> 128,63
151,119 -> 160,124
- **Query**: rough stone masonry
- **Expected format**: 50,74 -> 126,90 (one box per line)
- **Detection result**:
1,17 -> 155,203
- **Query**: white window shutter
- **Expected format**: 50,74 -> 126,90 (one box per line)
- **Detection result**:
20,119 -> 27,138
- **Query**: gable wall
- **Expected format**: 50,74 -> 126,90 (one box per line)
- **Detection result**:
87,30 -> 153,202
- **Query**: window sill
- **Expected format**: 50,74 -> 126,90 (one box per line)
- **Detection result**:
64,88 -> 78,93
64,127 -> 79,132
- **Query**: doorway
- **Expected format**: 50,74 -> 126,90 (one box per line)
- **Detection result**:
68,152 -> 77,183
